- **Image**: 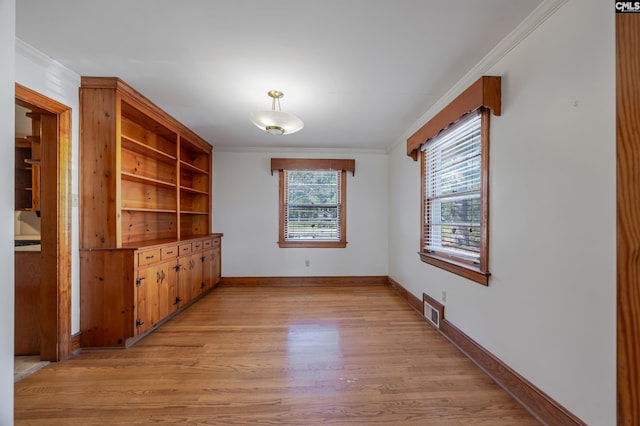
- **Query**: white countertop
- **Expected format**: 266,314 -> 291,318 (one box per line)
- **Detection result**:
15,244 -> 41,252
15,235 -> 41,241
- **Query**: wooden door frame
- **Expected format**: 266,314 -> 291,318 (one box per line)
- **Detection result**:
617,14 -> 640,426
15,83 -> 72,362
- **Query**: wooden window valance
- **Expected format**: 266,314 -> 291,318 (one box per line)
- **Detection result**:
406,76 -> 501,160
271,158 -> 356,176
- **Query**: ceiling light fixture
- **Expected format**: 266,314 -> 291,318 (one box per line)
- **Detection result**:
249,90 -> 304,136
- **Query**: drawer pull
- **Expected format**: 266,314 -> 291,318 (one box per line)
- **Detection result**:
146,255 -> 155,260
166,250 -> 174,255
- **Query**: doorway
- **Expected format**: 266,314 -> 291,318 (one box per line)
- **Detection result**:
15,83 -> 72,363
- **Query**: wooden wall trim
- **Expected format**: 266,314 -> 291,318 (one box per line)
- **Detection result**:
616,13 -> 640,425
439,319 -> 584,426
387,277 -> 423,313
71,333 -> 81,355
388,277 -> 584,425
270,158 -> 356,176
406,75 -> 501,160
219,276 -> 387,287
15,83 -> 72,362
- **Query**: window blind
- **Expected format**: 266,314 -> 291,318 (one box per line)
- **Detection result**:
284,170 -> 341,241
423,111 -> 482,261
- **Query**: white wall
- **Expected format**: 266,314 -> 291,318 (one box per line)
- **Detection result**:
388,1 -> 615,424
1,0 -> 15,423
213,149 -> 388,277
15,41 -> 81,334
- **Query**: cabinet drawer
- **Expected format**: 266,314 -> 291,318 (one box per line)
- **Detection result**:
179,243 -> 192,255
192,240 -> 203,251
138,249 -> 161,266
212,236 -> 221,247
161,246 -> 179,259
203,238 -> 213,249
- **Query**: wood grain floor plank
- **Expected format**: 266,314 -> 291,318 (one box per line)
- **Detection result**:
15,285 -> 539,425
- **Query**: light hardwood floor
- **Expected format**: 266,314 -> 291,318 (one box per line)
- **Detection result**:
14,285 -> 539,425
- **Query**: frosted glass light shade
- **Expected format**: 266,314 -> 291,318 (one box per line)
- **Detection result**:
249,110 -> 304,135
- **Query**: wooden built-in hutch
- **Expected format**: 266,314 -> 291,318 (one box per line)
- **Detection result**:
79,77 -> 221,348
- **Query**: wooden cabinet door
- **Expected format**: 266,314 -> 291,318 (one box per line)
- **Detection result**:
177,256 -> 192,307
157,260 -> 179,319
135,265 -> 158,336
202,248 -> 215,290
189,252 -> 204,300
214,246 -> 221,285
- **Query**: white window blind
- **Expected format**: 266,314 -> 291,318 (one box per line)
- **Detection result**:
284,170 -> 341,241
423,111 -> 482,261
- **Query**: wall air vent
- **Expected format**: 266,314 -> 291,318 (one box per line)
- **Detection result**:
423,300 -> 440,328
422,293 -> 444,329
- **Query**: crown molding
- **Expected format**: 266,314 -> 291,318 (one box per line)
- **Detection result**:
387,0 -> 568,154
15,37 -> 80,88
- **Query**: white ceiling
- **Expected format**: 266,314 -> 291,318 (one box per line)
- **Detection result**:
16,0 -> 543,151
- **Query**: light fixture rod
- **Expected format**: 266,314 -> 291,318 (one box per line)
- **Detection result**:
268,90 -> 284,112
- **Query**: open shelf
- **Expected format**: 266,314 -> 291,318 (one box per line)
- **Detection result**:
180,160 -> 208,174
180,188 -> 208,214
121,102 -> 178,148
80,76 -> 212,249
120,210 -> 178,245
180,139 -> 210,172
121,171 -> 177,189
180,185 -> 208,195
121,147 -> 177,184
121,207 -> 178,213
180,168 -> 209,193
180,214 -> 209,239
121,135 -> 177,164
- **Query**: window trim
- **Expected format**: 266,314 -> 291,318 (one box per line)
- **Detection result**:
271,158 -> 354,248
407,76 -> 501,286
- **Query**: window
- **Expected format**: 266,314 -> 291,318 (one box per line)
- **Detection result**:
407,76 -> 501,285
423,110 -> 483,262
271,158 -> 355,248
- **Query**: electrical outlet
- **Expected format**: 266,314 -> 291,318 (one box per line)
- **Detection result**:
304,259 -> 310,267
441,291 -> 447,303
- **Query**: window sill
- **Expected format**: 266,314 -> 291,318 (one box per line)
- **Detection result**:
418,252 -> 490,286
279,241 -> 347,248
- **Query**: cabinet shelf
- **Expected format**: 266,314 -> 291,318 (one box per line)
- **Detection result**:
122,135 -> 177,164
15,142 -> 39,211
180,185 -> 208,195
180,211 -> 209,215
122,171 -> 177,189
81,76 -> 212,248
121,207 -> 178,214
179,160 -> 208,174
